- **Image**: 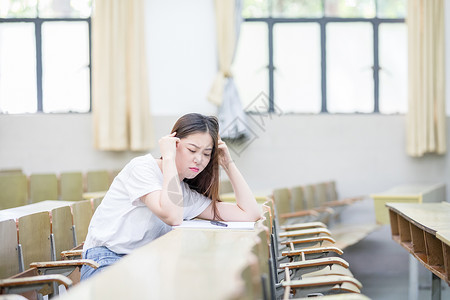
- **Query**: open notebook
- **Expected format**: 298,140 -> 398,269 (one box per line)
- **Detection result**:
172,219 -> 256,230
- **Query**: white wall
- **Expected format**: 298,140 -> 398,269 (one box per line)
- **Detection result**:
0,0 -> 449,201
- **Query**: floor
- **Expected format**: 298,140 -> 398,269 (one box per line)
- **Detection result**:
336,198 -> 449,300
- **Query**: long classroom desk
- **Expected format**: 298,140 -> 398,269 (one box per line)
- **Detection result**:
54,227 -> 259,300
386,202 -> 450,300
0,200 -> 75,222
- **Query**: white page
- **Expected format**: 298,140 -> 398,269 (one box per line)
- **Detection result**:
172,219 -> 255,230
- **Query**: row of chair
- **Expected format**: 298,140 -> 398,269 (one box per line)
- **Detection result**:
0,169 -> 118,210
0,198 -> 101,298
238,195 -> 369,299
271,181 -> 381,252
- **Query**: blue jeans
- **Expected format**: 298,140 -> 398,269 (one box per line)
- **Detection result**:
80,246 -> 125,281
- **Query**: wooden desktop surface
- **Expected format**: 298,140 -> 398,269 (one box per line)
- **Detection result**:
386,202 -> 450,238
55,228 -> 258,300
386,202 -> 450,287
82,191 -> 107,200
220,191 -> 271,204
0,200 -> 74,222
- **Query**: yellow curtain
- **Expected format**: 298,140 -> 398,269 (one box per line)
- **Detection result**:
208,0 -> 237,106
92,0 -> 154,151
406,0 -> 446,157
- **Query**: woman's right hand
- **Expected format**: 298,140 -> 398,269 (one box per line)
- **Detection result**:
159,132 -> 180,160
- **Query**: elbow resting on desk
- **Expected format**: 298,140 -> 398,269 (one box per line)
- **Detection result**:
159,213 -> 183,226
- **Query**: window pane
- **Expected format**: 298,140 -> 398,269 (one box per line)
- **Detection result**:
376,0 -> 406,18
325,0 -> 375,18
327,22 -> 373,113
42,21 -> 90,113
272,0 -> 323,18
233,22 -> 269,112
0,23 -> 37,113
38,0 -> 92,18
0,0 -> 37,18
242,0 -> 270,18
274,23 -> 321,113
379,23 -> 407,114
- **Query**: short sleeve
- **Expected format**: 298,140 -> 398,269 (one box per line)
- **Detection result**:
124,159 -> 163,206
181,183 -> 212,220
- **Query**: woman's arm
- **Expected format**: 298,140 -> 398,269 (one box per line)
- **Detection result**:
141,132 -> 184,226
198,139 -> 261,222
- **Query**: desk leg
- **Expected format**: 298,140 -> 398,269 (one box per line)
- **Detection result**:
431,273 -> 441,300
409,254 -> 419,300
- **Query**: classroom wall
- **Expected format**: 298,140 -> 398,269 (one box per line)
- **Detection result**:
0,114 -> 449,201
0,0 -> 449,201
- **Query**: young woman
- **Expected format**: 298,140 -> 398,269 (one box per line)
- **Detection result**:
80,113 -> 261,280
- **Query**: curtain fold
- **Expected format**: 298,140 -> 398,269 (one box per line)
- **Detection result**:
208,0 -> 248,140
406,0 -> 446,157
92,0 -> 154,151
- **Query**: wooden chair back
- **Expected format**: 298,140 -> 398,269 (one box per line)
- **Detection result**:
303,184 -> 316,209
326,181 -> 339,202
51,206 -> 75,259
110,169 -> 121,183
0,219 -> 20,278
71,200 -> 93,245
291,185 -> 306,211
272,188 -> 291,225
0,173 -> 28,209
272,187 -> 291,212
86,170 -> 110,193
314,182 -> 328,207
18,212 -> 52,269
29,174 -> 58,203
0,168 -> 23,174
219,180 -> 233,194
60,172 -> 83,201
92,197 -> 103,212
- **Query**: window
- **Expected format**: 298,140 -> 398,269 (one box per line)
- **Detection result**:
0,0 -> 92,114
235,0 -> 406,114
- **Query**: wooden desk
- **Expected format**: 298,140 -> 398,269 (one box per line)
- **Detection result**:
386,202 -> 450,299
54,228 -> 258,300
82,191 -> 107,200
371,183 -> 445,224
220,191 -> 270,204
0,200 -> 74,222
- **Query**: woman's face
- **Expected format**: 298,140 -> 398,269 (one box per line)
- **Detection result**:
176,132 -> 214,181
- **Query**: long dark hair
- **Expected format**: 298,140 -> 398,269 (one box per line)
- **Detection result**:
171,113 -> 222,220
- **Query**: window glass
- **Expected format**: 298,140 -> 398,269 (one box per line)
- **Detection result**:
0,0 -> 38,18
233,22 -> 269,112
274,23 -> 321,113
325,0 -> 375,18
242,0 -> 270,18
38,0 -> 92,18
42,21 -> 90,113
0,23 -> 37,113
327,22 -> 373,113
376,0 -> 406,18
379,23 -> 407,114
272,0 -> 323,18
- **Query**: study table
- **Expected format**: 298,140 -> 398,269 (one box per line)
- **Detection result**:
386,202 -> 450,300
371,183 -> 445,225
82,191 -> 107,200
220,190 -> 271,204
0,200 -> 74,222
54,227 -> 259,300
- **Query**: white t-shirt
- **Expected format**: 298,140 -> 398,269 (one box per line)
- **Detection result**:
83,154 -> 212,254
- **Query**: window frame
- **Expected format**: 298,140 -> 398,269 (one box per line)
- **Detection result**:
0,16 -> 92,113
243,12 -> 405,113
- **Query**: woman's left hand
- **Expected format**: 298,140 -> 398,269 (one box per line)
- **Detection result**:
218,138 -> 233,170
